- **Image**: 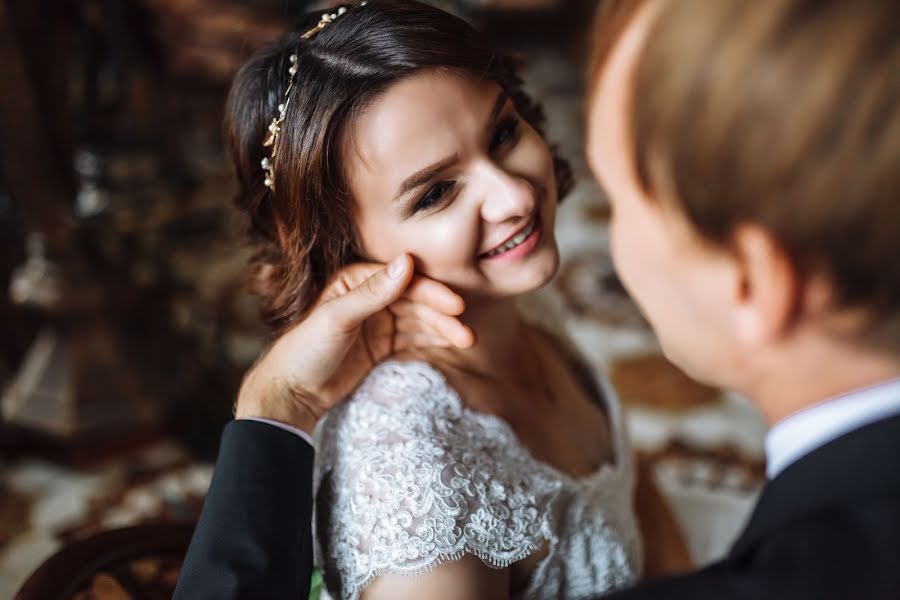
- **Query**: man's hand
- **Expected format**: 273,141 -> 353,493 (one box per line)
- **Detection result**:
234,254 -> 473,434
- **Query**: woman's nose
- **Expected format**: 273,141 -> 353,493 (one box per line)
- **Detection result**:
478,164 -> 536,223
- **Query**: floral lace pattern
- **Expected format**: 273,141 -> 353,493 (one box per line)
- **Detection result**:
313,360 -> 641,600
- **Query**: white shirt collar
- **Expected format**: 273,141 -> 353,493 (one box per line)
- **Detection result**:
765,377 -> 900,479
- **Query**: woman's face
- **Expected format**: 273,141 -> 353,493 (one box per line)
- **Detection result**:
344,70 -> 560,302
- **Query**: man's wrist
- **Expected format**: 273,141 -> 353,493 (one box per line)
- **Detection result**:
241,417 -> 315,446
234,369 -> 321,435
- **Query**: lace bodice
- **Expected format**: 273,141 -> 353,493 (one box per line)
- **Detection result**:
313,360 -> 641,600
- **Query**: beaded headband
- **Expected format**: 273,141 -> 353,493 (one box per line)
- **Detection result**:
261,2 -> 367,190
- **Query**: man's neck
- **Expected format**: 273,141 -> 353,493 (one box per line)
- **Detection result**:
746,338 -> 900,427
763,374 -> 900,478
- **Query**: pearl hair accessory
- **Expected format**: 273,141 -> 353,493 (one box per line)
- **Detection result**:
260,2 -> 367,190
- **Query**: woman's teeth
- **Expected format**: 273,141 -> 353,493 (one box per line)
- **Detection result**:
483,220 -> 536,257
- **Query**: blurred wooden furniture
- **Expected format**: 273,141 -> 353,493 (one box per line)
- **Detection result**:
14,523 -> 194,600
635,461 -> 694,578
0,0 -> 226,462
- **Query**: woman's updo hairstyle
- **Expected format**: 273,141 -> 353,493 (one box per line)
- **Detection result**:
226,0 -> 572,334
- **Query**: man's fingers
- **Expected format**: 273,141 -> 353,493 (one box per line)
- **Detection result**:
319,262 -> 382,304
393,301 -> 474,349
394,332 -> 454,351
320,258 -> 463,318
403,276 -> 465,316
316,254 -> 470,349
323,255 -> 413,332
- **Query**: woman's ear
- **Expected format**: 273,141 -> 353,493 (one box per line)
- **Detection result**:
730,223 -> 800,346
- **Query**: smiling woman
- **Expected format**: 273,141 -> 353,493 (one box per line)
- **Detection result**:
347,70 -> 561,300
225,2 -> 646,600
225,0 -> 571,334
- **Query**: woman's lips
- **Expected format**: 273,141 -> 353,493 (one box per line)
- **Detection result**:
479,215 -> 542,262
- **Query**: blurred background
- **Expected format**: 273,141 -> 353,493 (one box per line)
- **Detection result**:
0,0 -> 767,597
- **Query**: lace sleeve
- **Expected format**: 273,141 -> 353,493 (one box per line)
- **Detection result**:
313,361 -> 561,600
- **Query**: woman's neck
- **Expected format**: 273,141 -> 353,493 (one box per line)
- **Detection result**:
420,296 -> 525,378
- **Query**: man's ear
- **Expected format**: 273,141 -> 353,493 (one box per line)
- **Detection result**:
730,223 -> 800,346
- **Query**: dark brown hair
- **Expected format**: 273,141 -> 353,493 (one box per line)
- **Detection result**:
592,0 -> 900,343
226,0 -> 572,334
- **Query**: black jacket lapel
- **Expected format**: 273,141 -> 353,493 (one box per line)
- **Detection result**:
729,412 -> 900,560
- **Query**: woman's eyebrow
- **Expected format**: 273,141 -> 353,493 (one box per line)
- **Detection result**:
394,154 -> 459,202
393,90 -> 510,203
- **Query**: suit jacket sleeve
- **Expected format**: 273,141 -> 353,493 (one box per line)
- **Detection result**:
175,419 -> 316,600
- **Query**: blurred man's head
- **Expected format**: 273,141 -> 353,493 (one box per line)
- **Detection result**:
587,0 -> 900,421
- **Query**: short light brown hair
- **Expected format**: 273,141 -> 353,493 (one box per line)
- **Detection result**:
601,0 -> 900,342
587,0 -> 646,97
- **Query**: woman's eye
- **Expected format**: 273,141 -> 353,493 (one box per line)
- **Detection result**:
414,180 -> 455,213
490,116 -> 520,153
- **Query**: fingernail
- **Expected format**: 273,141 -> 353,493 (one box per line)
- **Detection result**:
387,255 -> 407,279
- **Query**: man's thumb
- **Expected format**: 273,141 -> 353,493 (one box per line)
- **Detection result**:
326,254 -> 412,330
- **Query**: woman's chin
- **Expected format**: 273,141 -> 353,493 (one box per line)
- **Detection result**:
485,245 -> 561,298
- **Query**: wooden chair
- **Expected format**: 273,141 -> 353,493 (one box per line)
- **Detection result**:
15,523 -> 194,600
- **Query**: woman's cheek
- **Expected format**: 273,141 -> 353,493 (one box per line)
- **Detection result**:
418,220 -> 473,268
404,214 -> 476,283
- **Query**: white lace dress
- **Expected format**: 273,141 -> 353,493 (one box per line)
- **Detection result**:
312,360 -> 642,600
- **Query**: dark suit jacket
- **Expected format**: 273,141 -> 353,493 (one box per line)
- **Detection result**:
610,413 -> 900,600
176,414 -> 900,600
175,420 -> 316,600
